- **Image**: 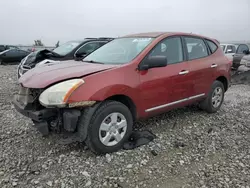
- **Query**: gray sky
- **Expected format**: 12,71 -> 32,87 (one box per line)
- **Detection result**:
0,0 -> 249,46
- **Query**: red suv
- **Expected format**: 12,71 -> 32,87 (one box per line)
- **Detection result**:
13,32 -> 231,154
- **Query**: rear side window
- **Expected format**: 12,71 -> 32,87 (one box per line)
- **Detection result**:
184,37 -> 208,60
206,40 -> 218,53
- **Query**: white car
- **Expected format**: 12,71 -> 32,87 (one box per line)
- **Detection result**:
220,43 -> 238,61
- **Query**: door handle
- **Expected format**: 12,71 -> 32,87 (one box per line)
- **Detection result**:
211,64 -> 218,68
179,70 -> 189,75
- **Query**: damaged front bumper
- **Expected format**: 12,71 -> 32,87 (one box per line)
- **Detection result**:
13,95 -> 82,137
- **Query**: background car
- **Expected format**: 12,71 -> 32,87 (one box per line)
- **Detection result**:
17,37 -> 114,78
232,43 -> 250,69
0,45 -> 19,53
220,43 -> 238,61
0,49 -> 29,65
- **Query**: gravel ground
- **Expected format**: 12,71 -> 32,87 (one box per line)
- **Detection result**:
0,65 -> 250,188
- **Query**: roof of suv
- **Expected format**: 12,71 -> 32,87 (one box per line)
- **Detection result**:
69,37 -> 115,44
122,32 -> 214,40
84,37 -> 115,41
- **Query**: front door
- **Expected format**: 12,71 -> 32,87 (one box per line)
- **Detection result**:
138,36 -> 193,115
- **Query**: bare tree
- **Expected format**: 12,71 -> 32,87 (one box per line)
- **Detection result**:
33,40 -> 44,46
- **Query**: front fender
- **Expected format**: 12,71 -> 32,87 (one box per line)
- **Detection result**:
68,84 -> 141,107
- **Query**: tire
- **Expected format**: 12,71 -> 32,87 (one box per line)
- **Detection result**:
84,100 -> 133,154
199,80 -> 225,113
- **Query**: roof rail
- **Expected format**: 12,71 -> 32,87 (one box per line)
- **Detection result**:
84,37 -> 97,39
98,37 -> 115,40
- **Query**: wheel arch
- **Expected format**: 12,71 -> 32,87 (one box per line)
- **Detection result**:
216,76 -> 229,91
105,94 -> 137,121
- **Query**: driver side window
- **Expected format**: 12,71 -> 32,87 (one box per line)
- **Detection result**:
148,37 -> 183,65
76,42 -> 101,56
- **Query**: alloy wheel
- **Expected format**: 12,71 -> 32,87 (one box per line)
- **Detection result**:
212,87 -> 223,108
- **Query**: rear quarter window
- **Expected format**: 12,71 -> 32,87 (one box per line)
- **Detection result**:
205,39 -> 218,53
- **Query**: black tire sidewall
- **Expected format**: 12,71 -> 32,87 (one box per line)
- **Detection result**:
88,102 -> 133,154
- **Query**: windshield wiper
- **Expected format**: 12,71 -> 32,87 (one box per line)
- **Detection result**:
82,60 -> 104,64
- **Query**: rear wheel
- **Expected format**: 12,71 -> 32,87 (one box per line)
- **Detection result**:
84,101 -> 133,154
199,80 -> 225,113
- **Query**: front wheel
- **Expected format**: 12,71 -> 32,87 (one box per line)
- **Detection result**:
199,80 -> 225,113
84,101 -> 133,154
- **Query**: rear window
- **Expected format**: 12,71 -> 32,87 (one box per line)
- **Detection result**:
206,40 -> 218,53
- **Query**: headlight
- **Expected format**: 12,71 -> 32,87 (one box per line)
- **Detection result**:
39,79 -> 85,107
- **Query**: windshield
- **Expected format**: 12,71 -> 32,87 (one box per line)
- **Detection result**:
83,37 -> 154,64
52,41 -> 81,56
220,45 -> 226,51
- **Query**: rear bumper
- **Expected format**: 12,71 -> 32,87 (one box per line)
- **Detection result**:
13,95 -> 57,122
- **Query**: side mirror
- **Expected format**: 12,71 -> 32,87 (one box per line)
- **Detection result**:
243,50 -> 250,55
139,56 -> 167,71
226,49 -> 233,53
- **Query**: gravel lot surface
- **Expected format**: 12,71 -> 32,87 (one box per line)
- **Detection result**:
0,65 -> 250,188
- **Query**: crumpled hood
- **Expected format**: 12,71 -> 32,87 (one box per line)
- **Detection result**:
19,60 -> 118,88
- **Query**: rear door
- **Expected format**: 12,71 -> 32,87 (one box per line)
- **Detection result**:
139,36 -> 194,114
183,36 -> 217,96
